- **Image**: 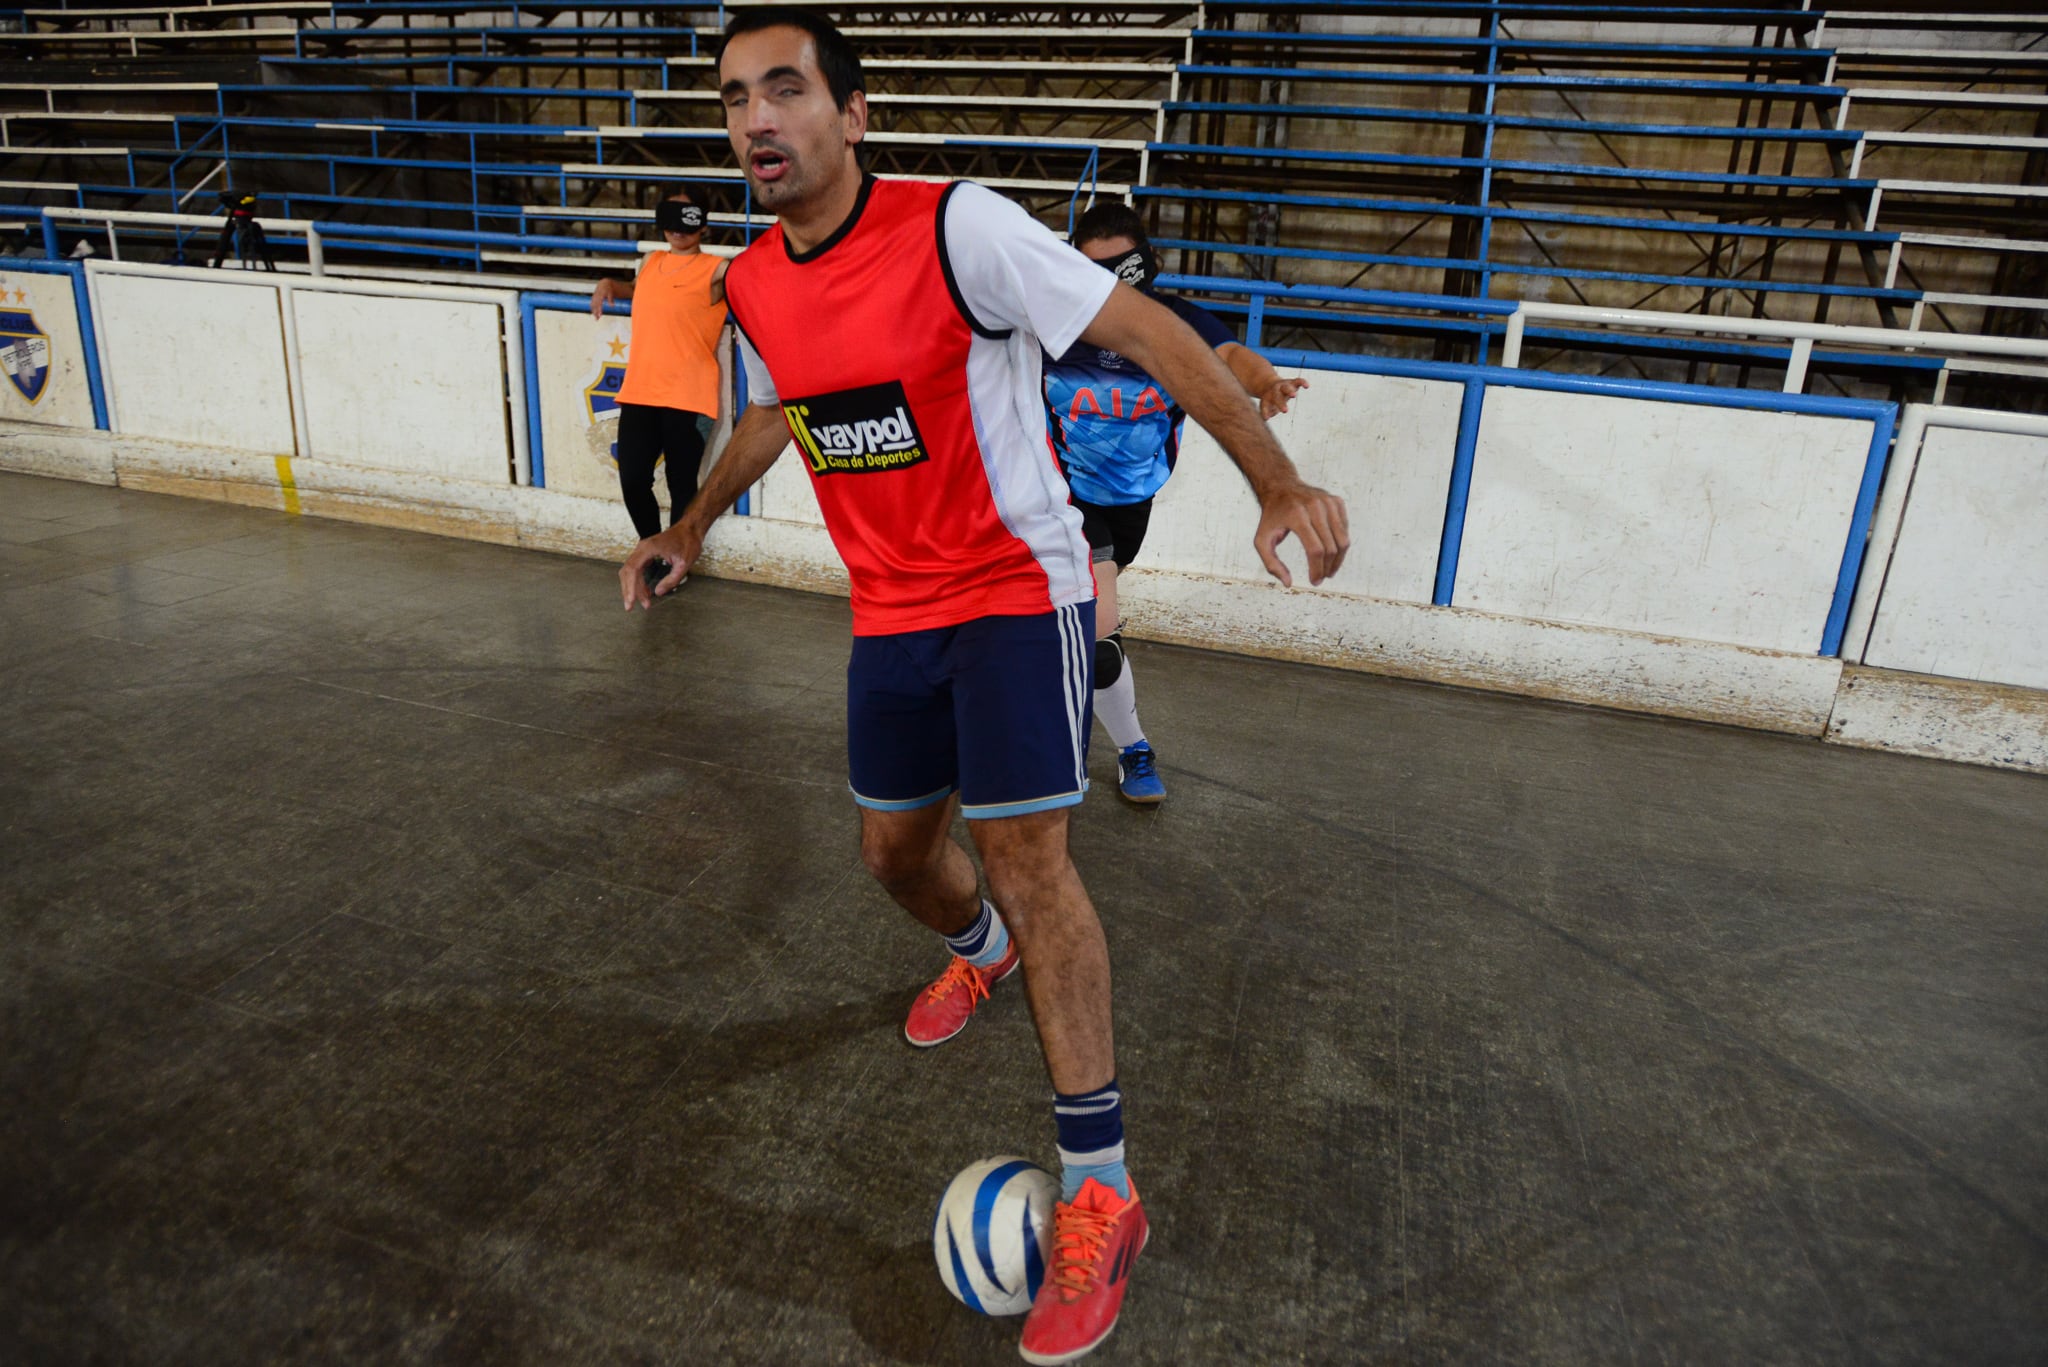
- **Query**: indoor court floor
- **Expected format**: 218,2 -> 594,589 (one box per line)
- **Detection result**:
3,470 -> 2044,1365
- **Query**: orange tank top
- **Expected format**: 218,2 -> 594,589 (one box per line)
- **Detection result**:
615,249 -> 728,416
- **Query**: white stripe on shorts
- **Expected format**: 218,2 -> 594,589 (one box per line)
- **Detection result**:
1058,603 -> 1086,791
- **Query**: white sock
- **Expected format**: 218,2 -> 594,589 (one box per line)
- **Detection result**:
1095,659 -> 1146,750
943,898 -> 1010,969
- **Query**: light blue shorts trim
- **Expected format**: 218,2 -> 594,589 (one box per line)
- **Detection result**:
960,782 -> 1089,821
846,603 -> 1096,814
849,782 -> 956,813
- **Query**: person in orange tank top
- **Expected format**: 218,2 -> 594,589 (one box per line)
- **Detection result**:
589,190 -> 729,595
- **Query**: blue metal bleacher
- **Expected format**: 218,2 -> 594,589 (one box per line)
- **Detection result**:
5,0 -> 2043,394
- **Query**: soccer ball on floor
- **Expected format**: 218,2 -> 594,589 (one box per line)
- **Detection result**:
933,1156 -> 1059,1316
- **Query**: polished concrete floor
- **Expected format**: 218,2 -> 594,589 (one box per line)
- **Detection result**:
2,470 -> 2044,1366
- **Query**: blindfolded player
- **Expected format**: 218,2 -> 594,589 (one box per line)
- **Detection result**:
591,191 -> 728,594
1044,203 -> 1310,804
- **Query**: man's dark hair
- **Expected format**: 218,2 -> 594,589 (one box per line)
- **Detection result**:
721,8 -> 865,112
1072,202 -> 1149,251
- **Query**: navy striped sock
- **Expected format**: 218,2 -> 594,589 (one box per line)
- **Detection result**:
943,898 -> 1010,970
1053,1078 -> 1128,1201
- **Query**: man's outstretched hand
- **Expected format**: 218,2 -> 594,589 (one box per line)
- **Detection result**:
1259,375 -> 1309,419
1253,480 -> 1350,588
619,524 -> 701,609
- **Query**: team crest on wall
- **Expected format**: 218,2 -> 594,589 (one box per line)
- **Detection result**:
581,324 -> 630,470
0,308 -> 51,404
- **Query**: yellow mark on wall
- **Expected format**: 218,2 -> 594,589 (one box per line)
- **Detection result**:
274,455 -> 302,516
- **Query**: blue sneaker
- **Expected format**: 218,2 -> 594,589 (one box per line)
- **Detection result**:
1117,741 -> 1166,805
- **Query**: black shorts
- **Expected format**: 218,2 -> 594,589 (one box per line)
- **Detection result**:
1071,497 -> 1153,570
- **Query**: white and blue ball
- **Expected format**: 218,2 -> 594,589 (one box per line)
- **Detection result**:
933,1156 -> 1059,1316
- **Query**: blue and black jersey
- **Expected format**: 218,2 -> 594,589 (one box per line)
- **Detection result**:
1043,293 -> 1234,508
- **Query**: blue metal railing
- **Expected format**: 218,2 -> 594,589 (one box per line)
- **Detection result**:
1,98 -> 1886,319
1203,3 -> 1821,19
3,204 -> 1908,656
1070,147 -> 1101,237
16,203 -> 1924,382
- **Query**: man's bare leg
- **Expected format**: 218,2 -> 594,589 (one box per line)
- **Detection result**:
867,800 -> 1024,1047
970,808 -> 1114,1095
859,800 -> 980,937
973,806 -> 1144,1367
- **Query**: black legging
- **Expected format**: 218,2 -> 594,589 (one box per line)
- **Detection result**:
616,402 -> 710,539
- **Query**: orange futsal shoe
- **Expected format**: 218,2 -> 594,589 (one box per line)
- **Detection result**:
903,944 -> 1020,1048
1018,1178 -> 1149,1365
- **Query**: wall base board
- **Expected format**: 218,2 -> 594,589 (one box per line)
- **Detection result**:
504,485 -> 852,599
4,422 -> 2040,776
0,424 -> 117,484
1829,665 -> 2048,774
1115,566 -> 1843,737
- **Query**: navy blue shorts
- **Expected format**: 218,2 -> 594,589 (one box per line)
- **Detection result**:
847,603 -> 1095,820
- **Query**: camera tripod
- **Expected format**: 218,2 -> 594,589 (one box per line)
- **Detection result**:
209,197 -> 277,271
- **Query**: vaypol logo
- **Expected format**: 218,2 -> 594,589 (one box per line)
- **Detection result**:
783,379 -> 930,477
0,309 -> 50,404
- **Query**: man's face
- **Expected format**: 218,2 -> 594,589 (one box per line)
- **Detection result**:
719,26 -> 867,214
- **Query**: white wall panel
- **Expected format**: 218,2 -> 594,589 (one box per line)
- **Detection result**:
752,433 -> 822,526
535,307 -> 635,504
1455,388 -> 1872,653
535,306 -> 785,529
93,271 -> 295,454
1864,426 -> 2048,690
0,270 -> 96,429
292,290 -> 509,482
1149,369 -> 1462,602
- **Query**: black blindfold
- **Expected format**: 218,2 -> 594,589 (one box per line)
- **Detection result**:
1101,246 -> 1158,290
656,201 -> 706,234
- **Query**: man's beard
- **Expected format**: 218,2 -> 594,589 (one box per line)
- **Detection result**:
750,171 -> 806,208
745,140 -> 808,210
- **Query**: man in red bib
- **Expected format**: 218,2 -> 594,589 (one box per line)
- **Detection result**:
620,10 -> 1349,1362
